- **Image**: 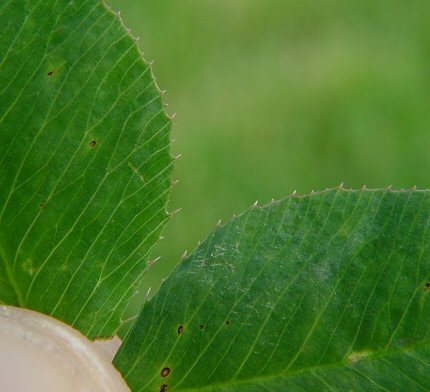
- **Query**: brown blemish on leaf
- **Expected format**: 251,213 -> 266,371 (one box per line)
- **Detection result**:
161,367 -> 170,377
90,140 -> 97,148
347,351 -> 370,364
199,324 -> 204,330
47,69 -> 58,77
177,325 -> 184,335
424,282 -> 430,292
39,203 -> 45,209
160,385 -> 168,392
225,320 -> 231,326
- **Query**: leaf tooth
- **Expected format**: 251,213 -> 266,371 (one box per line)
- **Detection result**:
120,314 -> 139,328
144,287 -> 152,301
103,1 -> 113,12
181,250 -> 188,260
106,4 -> 142,46
168,208 -> 181,217
148,256 -> 161,267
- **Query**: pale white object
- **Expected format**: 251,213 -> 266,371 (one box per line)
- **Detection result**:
0,305 -> 130,392
93,335 -> 123,362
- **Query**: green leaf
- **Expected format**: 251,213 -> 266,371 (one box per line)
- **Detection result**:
115,189 -> 430,391
0,0 -> 172,338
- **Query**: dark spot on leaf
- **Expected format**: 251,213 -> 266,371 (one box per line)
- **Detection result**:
90,140 -> 97,148
177,325 -> 184,335
160,385 -> 168,392
225,320 -> 231,326
424,282 -> 430,291
161,367 -> 170,377
199,324 -> 204,330
39,203 -> 45,209
47,69 -> 58,77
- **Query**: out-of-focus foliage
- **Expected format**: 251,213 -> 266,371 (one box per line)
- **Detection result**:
110,0 -> 430,294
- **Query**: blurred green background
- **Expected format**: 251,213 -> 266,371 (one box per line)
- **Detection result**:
110,0 -> 430,298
